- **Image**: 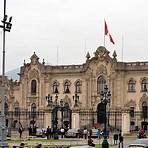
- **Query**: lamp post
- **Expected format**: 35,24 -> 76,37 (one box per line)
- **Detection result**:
73,93 -> 79,107
100,85 -> 111,148
0,0 -> 12,147
45,93 -> 65,139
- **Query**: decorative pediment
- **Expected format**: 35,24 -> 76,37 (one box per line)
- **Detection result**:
30,52 -> 39,65
96,64 -> 107,75
124,99 -> 136,107
14,100 -> 19,107
29,69 -> 39,80
94,46 -> 110,59
63,95 -> 72,107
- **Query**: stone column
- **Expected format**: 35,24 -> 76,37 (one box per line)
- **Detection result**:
122,112 -> 130,134
44,109 -> 52,128
72,109 -> 80,129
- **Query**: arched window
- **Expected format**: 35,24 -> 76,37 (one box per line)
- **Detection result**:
53,81 -> 59,93
75,81 -> 81,93
97,76 -> 106,94
142,102 -> 147,119
128,80 -> 136,92
141,79 -> 148,92
31,80 -> 37,95
31,103 -> 36,118
64,81 -> 70,93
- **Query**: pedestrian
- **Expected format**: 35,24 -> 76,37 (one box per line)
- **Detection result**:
88,137 -> 95,147
60,127 -> 65,138
18,127 -> 23,138
89,129 -> 92,138
97,128 -> 101,139
46,126 -> 50,139
19,143 -> 25,148
118,131 -> 124,148
29,125 -> 32,136
35,143 -> 42,148
113,133 -> 118,145
33,125 -> 37,136
83,128 -> 88,139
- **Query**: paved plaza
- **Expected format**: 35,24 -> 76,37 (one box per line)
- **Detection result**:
7,131 -> 137,147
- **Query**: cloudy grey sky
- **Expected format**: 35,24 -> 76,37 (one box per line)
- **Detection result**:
0,0 -> 148,72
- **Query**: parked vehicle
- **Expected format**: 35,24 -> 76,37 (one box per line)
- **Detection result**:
129,139 -> 148,147
65,128 -> 79,138
36,128 -> 47,137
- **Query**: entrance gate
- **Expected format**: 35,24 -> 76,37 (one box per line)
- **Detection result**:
51,103 -> 72,130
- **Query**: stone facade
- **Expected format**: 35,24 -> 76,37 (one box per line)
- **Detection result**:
1,46 -> 148,131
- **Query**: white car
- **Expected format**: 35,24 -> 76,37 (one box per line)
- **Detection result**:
36,128 -> 47,137
129,139 -> 148,148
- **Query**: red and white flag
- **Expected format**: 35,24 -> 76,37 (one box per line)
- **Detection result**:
104,20 -> 115,45
104,21 -> 108,35
109,33 -> 115,44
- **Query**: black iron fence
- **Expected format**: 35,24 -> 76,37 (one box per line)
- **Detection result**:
4,110 -> 148,132
79,110 -> 148,132
5,111 -> 45,130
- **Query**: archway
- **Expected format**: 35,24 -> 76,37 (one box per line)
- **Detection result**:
97,102 -> 106,124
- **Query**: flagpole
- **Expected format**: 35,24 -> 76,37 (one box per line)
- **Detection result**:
104,19 -> 105,47
57,46 -> 59,65
84,40 -> 86,55
122,33 -> 124,62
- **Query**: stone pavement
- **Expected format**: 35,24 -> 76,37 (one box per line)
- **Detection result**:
8,136 -> 137,147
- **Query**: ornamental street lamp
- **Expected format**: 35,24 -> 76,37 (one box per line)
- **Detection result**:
100,85 -> 111,148
46,94 -> 53,107
73,93 -> 79,107
0,0 -> 12,147
45,93 -> 65,138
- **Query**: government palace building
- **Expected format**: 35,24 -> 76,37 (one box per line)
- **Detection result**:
1,46 -> 148,134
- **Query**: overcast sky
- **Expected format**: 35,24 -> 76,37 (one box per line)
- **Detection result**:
0,0 -> 148,72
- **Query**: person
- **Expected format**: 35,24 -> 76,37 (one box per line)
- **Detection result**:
18,127 -> 23,138
97,128 -> 101,139
19,143 -> 25,148
46,126 -> 51,139
83,128 -> 88,139
60,127 -> 65,138
29,125 -> 32,136
138,128 -> 146,138
89,129 -> 92,138
88,137 -> 95,147
118,131 -> 123,148
33,125 -> 37,136
113,133 -> 118,145
35,143 -> 42,148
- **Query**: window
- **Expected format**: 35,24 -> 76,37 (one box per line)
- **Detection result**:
14,107 -> 20,117
141,79 -> 148,92
130,107 -> 135,118
97,76 -> 106,94
53,81 -> 59,93
64,81 -> 70,93
31,80 -> 37,95
128,80 -> 136,92
75,81 -> 81,93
